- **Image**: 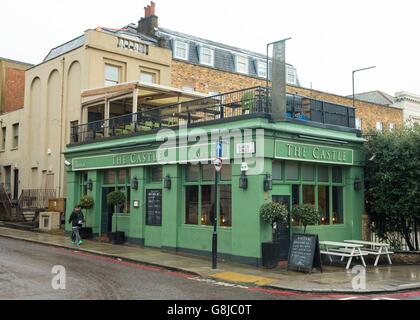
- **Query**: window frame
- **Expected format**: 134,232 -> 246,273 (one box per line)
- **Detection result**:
257,60 -> 268,78
12,123 -> 19,149
174,40 -> 189,61
199,46 -> 215,67
104,64 -> 121,87
235,55 -> 249,74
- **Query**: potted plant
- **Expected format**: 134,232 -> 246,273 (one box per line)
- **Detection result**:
79,195 -> 94,239
292,204 -> 321,233
260,202 -> 289,268
106,190 -> 126,244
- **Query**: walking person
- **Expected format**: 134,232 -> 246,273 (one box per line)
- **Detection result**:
68,205 -> 85,246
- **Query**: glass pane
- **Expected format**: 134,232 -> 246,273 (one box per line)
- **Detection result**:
221,164 -> 232,181
272,161 -> 282,180
285,162 -> 299,180
318,186 -> 330,225
292,185 -> 300,226
118,169 -> 126,184
186,165 -> 199,182
185,186 -> 199,225
202,165 -> 215,181
105,65 -> 119,82
332,167 -> 343,184
201,185 -> 216,226
125,187 -> 131,214
301,164 -> 315,181
333,187 -> 344,224
104,170 -> 116,185
220,186 -> 232,227
318,166 -> 329,183
302,185 -> 315,205
150,166 -> 163,182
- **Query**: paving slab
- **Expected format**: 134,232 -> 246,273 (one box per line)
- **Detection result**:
0,226 -> 419,294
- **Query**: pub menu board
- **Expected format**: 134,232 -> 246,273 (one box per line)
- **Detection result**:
287,234 -> 323,273
146,190 -> 162,226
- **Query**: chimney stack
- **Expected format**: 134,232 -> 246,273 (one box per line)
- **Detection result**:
138,2 -> 158,36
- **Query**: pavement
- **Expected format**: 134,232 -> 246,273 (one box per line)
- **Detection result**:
1,226 -> 420,294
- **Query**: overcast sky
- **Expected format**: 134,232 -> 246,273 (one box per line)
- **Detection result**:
1,0 -> 419,96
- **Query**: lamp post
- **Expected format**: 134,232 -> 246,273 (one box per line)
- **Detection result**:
352,66 -> 376,108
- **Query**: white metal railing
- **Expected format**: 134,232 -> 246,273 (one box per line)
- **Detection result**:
371,230 -> 420,251
117,37 -> 149,55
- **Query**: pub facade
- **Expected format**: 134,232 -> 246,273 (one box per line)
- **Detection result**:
64,84 -> 366,266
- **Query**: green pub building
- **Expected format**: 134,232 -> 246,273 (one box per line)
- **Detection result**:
65,84 -> 365,266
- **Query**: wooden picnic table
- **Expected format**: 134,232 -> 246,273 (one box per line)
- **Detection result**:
344,240 -> 393,267
320,241 -> 367,270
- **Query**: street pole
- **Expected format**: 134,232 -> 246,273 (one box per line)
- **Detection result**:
352,66 -> 376,108
212,137 -> 222,270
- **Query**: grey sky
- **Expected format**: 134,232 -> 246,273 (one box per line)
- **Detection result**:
1,0 -> 419,96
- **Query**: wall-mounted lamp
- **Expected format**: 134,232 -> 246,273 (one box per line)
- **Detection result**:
131,177 -> 139,190
239,172 -> 248,190
264,174 -> 272,192
354,177 -> 362,192
164,175 -> 172,189
87,179 -> 93,191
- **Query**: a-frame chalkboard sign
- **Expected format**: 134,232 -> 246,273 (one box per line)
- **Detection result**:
287,234 -> 323,273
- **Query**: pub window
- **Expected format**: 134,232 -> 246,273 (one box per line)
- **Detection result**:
285,162 -> 299,180
146,190 -> 162,226
184,164 -> 232,227
272,161 -> 282,180
220,186 -> 232,227
318,186 -> 330,225
201,185 -> 216,226
102,168 -> 131,214
148,166 -> 163,183
302,185 -> 315,205
79,172 -> 88,197
104,170 -> 117,185
318,166 -> 329,183
301,164 -> 315,181
105,64 -> 120,86
332,187 -> 344,224
332,167 -> 343,184
185,186 -> 199,225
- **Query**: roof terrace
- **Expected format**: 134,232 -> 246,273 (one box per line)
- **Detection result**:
70,85 -> 357,145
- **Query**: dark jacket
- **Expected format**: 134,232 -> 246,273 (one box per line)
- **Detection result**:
68,210 -> 84,227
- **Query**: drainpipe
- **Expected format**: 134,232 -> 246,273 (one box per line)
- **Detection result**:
58,57 -> 65,198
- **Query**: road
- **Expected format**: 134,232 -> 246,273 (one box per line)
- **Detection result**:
0,237 -> 419,300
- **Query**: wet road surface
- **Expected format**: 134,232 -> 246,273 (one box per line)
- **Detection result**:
0,237 -> 419,300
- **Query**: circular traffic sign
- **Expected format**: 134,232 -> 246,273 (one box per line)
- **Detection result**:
214,158 -> 223,172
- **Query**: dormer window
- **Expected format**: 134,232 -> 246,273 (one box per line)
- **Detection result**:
236,55 -> 249,74
174,40 -> 189,60
287,69 -> 296,84
257,61 -> 267,78
200,47 -> 214,67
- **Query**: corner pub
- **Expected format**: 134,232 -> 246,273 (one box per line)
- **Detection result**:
64,82 -> 365,266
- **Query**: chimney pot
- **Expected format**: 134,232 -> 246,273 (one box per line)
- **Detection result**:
150,1 -> 156,15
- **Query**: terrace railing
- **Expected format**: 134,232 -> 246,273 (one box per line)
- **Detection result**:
71,86 -> 356,144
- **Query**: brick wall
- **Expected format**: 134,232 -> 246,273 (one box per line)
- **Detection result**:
171,60 -> 403,130
3,67 -> 26,113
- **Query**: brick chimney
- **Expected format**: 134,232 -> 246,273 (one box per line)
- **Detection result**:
138,1 -> 158,37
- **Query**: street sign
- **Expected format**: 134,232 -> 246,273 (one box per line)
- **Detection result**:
216,142 -> 223,159
214,158 -> 223,172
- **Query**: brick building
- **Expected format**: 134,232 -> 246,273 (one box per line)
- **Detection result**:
0,57 -> 33,114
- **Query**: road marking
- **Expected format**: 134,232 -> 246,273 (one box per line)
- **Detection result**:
210,272 -> 275,286
339,297 -> 359,300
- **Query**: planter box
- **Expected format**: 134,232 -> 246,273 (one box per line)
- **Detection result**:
80,227 -> 93,240
262,242 -> 281,269
108,231 -> 126,245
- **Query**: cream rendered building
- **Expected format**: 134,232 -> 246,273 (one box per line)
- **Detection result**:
21,28 -> 174,197
393,91 -> 420,126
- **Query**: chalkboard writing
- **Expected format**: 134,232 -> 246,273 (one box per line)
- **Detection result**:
287,234 -> 322,273
146,190 -> 162,226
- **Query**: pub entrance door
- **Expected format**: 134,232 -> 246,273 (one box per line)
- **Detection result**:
101,187 -> 115,235
272,195 -> 291,260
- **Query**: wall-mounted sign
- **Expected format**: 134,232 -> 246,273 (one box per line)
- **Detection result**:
275,140 -> 354,165
133,200 -> 140,209
236,142 -> 255,155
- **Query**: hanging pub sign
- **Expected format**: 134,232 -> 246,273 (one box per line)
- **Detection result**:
287,234 -> 323,274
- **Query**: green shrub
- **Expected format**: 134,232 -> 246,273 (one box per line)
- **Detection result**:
106,191 -> 126,207
260,202 -> 289,227
292,204 -> 320,233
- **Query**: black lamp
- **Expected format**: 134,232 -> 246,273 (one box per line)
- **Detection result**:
164,175 -> 172,189
131,177 -> 139,190
354,177 -> 362,192
87,179 -> 93,191
264,174 -> 272,192
239,172 -> 248,190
